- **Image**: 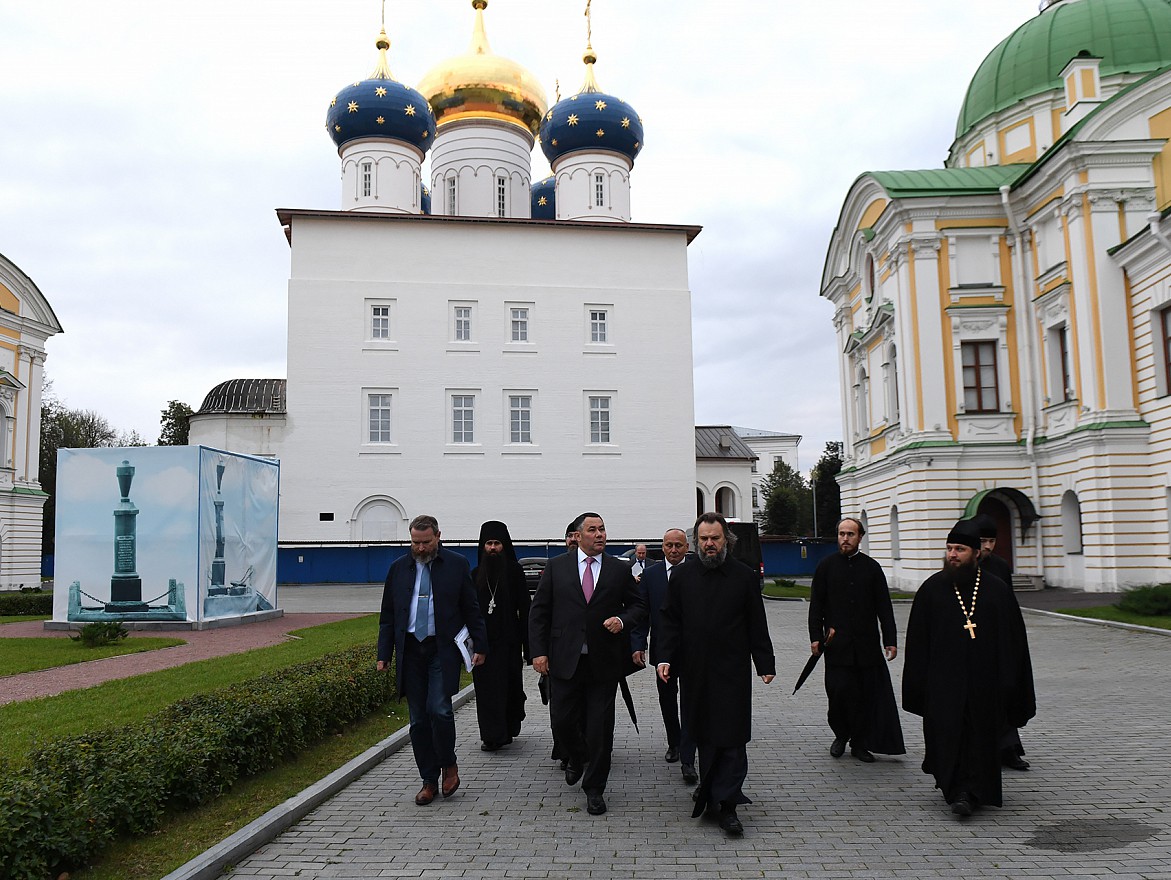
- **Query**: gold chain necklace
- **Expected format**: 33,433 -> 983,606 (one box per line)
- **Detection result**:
953,566 -> 981,640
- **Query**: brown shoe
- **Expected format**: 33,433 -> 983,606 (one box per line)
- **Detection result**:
441,764 -> 460,798
414,782 -> 438,806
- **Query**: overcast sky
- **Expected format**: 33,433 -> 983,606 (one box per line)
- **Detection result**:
0,0 -> 1035,471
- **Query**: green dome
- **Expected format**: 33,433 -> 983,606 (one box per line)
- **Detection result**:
956,0 -> 1171,139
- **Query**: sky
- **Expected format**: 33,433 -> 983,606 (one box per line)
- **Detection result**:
0,0 -> 1037,472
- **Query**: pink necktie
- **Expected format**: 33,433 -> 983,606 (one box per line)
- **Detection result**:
583,556 -> 595,602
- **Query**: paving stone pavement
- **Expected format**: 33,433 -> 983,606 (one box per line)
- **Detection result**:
222,601 -> 1171,880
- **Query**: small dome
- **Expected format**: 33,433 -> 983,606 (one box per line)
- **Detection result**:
326,28 -> 437,154
539,48 -> 643,167
197,379 -> 286,415
421,184 -> 432,215
417,1 -> 548,135
956,0 -> 1171,139
530,176 -> 555,219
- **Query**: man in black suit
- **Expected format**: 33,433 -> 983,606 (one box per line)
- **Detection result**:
656,513 -> 775,836
377,515 -> 488,806
529,512 -> 647,816
631,527 -> 697,783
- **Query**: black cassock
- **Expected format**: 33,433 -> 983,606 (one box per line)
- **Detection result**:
902,565 -> 1035,806
471,559 -> 531,744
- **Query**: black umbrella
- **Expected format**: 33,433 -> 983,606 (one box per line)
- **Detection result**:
793,628 -> 835,694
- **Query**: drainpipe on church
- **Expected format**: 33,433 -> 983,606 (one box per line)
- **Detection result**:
1001,185 -> 1045,585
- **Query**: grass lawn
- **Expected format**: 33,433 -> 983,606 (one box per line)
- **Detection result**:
71,705 -> 408,880
1057,606 -> 1171,630
0,635 -> 186,676
761,581 -> 913,601
0,614 -> 380,766
0,615 -> 50,624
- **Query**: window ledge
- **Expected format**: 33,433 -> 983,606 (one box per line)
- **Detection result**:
583,446 -> 620,455
362,342 -> 400,352
955,412 -> 1017,442
359,445 -> 402,455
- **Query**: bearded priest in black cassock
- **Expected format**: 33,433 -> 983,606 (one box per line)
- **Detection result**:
902,521 -> 1035,818
471,521 -> 531,751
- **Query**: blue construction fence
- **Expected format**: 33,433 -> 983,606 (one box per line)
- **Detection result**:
275,537 -> 837,584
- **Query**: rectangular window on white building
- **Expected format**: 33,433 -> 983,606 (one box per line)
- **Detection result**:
509,395 -> 532,443
594,173 -> 605,207
446,177 -> 457,215
454,305 -> 472,341
962,341 -> 999,412
452,395 -> 475,443
590,309 -> 608,343
497,176 -> 507,218
371,305 -> 390,340
361,161 -> 373,198
511,307 -> 529,342
589,395 -> 611,444
368,393 -> 392,443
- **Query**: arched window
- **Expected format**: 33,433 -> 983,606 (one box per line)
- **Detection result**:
885,343 -> 899,424
696,487 -> 705,518
855,365 -> 869,436
890,505 -> 901,559
716,486 -> 736,518
1061,490 -> 1083,554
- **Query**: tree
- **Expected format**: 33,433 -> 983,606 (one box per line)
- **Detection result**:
810,441 -> 844,538
157,400 -> 194,446
759,459 -> 812,537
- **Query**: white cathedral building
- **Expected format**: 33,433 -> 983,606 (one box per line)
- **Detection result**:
822,0 -> 1171,592
189,2 -> 703,542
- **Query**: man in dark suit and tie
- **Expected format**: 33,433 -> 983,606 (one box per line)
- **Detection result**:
631,528 -> 698,783
529,512 -> 647,816
377,515 -> 488,806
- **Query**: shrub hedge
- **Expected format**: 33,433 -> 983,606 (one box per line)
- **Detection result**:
1116,583 -> 1171,616
0,591 -> 52,616
0,644 -> 395,880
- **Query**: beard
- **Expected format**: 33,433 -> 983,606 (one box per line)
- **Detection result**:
699,546 -> 727,569
412,546 -> 438,565
478,552 -> 504,584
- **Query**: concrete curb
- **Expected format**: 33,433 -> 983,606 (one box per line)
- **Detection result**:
160,683 -> 477,880
1022,606 -> 1171,636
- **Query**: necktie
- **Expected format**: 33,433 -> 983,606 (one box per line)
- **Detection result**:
414,563 -> 432,641
583,556 -> 595,603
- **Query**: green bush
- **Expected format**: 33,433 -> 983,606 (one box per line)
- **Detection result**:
69,622 -> 129,647
0,644 -> 395,880
0,591 -> 52,616
1116,583 -> 1171,616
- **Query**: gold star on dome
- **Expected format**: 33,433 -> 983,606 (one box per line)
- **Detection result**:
334,124 -> 342,132
546,110 -> 553,121
621,117 -> 630,128
538,196 -> 548,206
633,141 -> 640,149
405,104 -> 416,116
567,114 -> 579,126
375,86 -> 387,97
422,131 -> 428,138
348,101 -> 359,113
376,116 -> 385,124
330,97 -> 337,107
596,128 -> 604,137
595,99 -> 607,111
353,82 -> 361,87
551,138 -> 558,146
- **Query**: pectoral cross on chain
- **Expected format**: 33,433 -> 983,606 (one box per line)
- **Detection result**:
963,619 -> 977,640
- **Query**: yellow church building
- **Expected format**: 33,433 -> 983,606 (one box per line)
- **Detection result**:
822,0 -> 1171,592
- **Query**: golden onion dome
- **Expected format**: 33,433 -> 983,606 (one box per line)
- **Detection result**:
417,0 -> 548,136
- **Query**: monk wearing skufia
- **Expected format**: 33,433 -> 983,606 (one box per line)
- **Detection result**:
902,519 -> 1035,818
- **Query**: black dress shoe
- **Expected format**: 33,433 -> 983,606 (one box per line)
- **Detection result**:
718,809 -> 744,835
586,793 -> 607,815
1003,754 -> 1030,771
830,737 -> 847,758
664,746 -> 680,763
565,764 -> 584,786
681,763 -> 698,784
481,741 -> 501,751
559,759 -> 569,771
950,793 -> 973,817
851,746 -> 875,763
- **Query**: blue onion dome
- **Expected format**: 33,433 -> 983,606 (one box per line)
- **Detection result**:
421,184 -> 432,215
539,46 -> 643,167
530,176 -> 555,219
326,28 -> 437,154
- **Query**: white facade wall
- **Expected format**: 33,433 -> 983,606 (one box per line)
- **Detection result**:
695,459 -> 753,522
430,120 -> 534,219
339,140 -> 424,214
278,212 -> 696,543
554,152 -> 632,222
188,413 -> 286,460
